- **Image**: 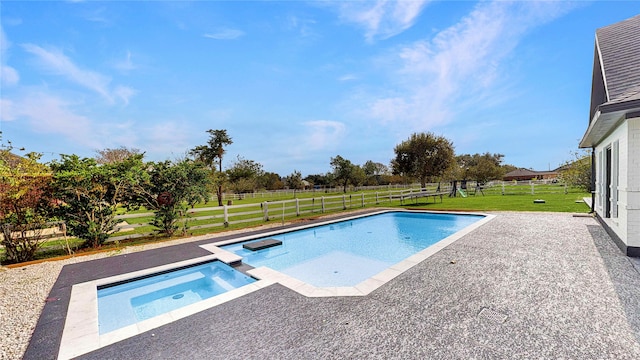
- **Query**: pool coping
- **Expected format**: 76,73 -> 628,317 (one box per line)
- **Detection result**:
57,209 -> 494,359
57,255 -> 276,360
201,209 -> 495,297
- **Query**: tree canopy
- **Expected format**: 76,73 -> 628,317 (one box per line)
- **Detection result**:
559,150 -> 591,192
190,129 -> 233,206
392,132 -> 455,188
50,154 -> 149,248
141,159 -> 211,236
226,156 -> 264,193
455,153 -> 506,182
330,155 -> 360,193
285,170 -> 304,197
95,146 -> 142,164
0,150 -> 54,262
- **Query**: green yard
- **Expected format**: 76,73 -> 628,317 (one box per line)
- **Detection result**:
2,185 -> 591,264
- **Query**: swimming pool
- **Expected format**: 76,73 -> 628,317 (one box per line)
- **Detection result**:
58,210 -> 492,359
58,255 -> 273,360
220,211 -> 485,288
97,261 -> 256,334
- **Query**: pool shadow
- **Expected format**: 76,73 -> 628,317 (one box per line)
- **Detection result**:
588,224 -> 640,344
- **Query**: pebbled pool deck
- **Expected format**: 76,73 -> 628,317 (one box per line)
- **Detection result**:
24,211 -> 640,359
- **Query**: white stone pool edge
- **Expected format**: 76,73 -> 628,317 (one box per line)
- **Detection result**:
57,254 -> 276,360
204,210 -> 496,297
58,210 -> 494,360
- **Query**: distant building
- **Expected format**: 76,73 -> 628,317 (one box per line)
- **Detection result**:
579,15 -> 640,257
503,168 -> 559,181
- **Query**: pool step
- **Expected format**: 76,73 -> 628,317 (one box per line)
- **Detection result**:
243,239 -> 282,251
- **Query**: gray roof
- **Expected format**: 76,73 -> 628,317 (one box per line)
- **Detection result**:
503,168 -> 557,178
596,14 -> 640,103
580,14 -> 640,148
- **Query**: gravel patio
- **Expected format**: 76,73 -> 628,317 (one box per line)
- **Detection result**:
5,211 -> 640,359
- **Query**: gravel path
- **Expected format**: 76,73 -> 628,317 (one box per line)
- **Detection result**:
6,211 -> 640,360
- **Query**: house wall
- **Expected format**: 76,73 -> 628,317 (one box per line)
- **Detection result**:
627,117 -> 640,249
595,117 -> 640,253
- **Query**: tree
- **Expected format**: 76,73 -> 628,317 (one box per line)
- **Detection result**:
330,155 -> 359,193
305,173 -> 332,188
285,170 -> 304,197
50,154 -> 149,248
456,153 -> 506,183
226,156 -> 264,193
362,160 -> 388,185
559,150 -> 592,192
258,172 -> 284,190
140,160 -> 210,237
351,165 -> 366,188
392,132 -> 455,188
362,161 -> 388,177
95,146 -> 142,164
190,129 -> 233,206
0,150 -> 54,263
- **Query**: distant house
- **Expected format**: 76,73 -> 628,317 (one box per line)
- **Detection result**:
579,15 -> 640,257
503,168 -> 558,181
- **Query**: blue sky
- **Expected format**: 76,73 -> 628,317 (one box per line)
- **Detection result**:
1,1 -> 638,176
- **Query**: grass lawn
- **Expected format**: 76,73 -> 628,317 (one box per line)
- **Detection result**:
2,188 -> 591,264
402,192 -> 590,213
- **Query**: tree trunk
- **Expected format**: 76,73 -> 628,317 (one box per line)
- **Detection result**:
217,158 -> 224,206
216,185 -> 223,207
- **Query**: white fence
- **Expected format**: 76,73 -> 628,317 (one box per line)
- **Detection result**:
110,186 -> 448,242
109,180 -> 579,242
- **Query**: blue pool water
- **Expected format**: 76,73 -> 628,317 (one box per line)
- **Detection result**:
222,211 -> 482,287
97,261 -> 255,334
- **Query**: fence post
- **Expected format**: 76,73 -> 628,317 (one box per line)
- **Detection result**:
321,197 -> 325,213
502,182 -> 505,195
564,184 -> 568,194
531,183 -> 534,195
296,198 -> 300,216
343,195 -> 347,210
361,193 -> 365,207
375,192 -> 379,205
262,201 -> 269,221
223,205 -> 229,227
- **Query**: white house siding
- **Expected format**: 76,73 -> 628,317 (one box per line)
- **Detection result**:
595,117 -> 640,250
595,121 -> 625,244
627,117 -> 640,248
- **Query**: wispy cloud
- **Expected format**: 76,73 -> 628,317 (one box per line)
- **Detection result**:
338,74 -> 357,82
0,26 -> 19,86
114,85 -> 137,105
113,51 -> 136,72
78,6 -> 111,25
333,0 -> 430,42
286,15 -> 318,39
143,121 -> 192,156
203,28 -> 244,40
1,91 -> 99,148
364,1 -> 578,131
303,120 -> 346,150
21,44 -> 135,104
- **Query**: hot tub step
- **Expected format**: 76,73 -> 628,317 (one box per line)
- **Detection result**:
243,239 -> 282,251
